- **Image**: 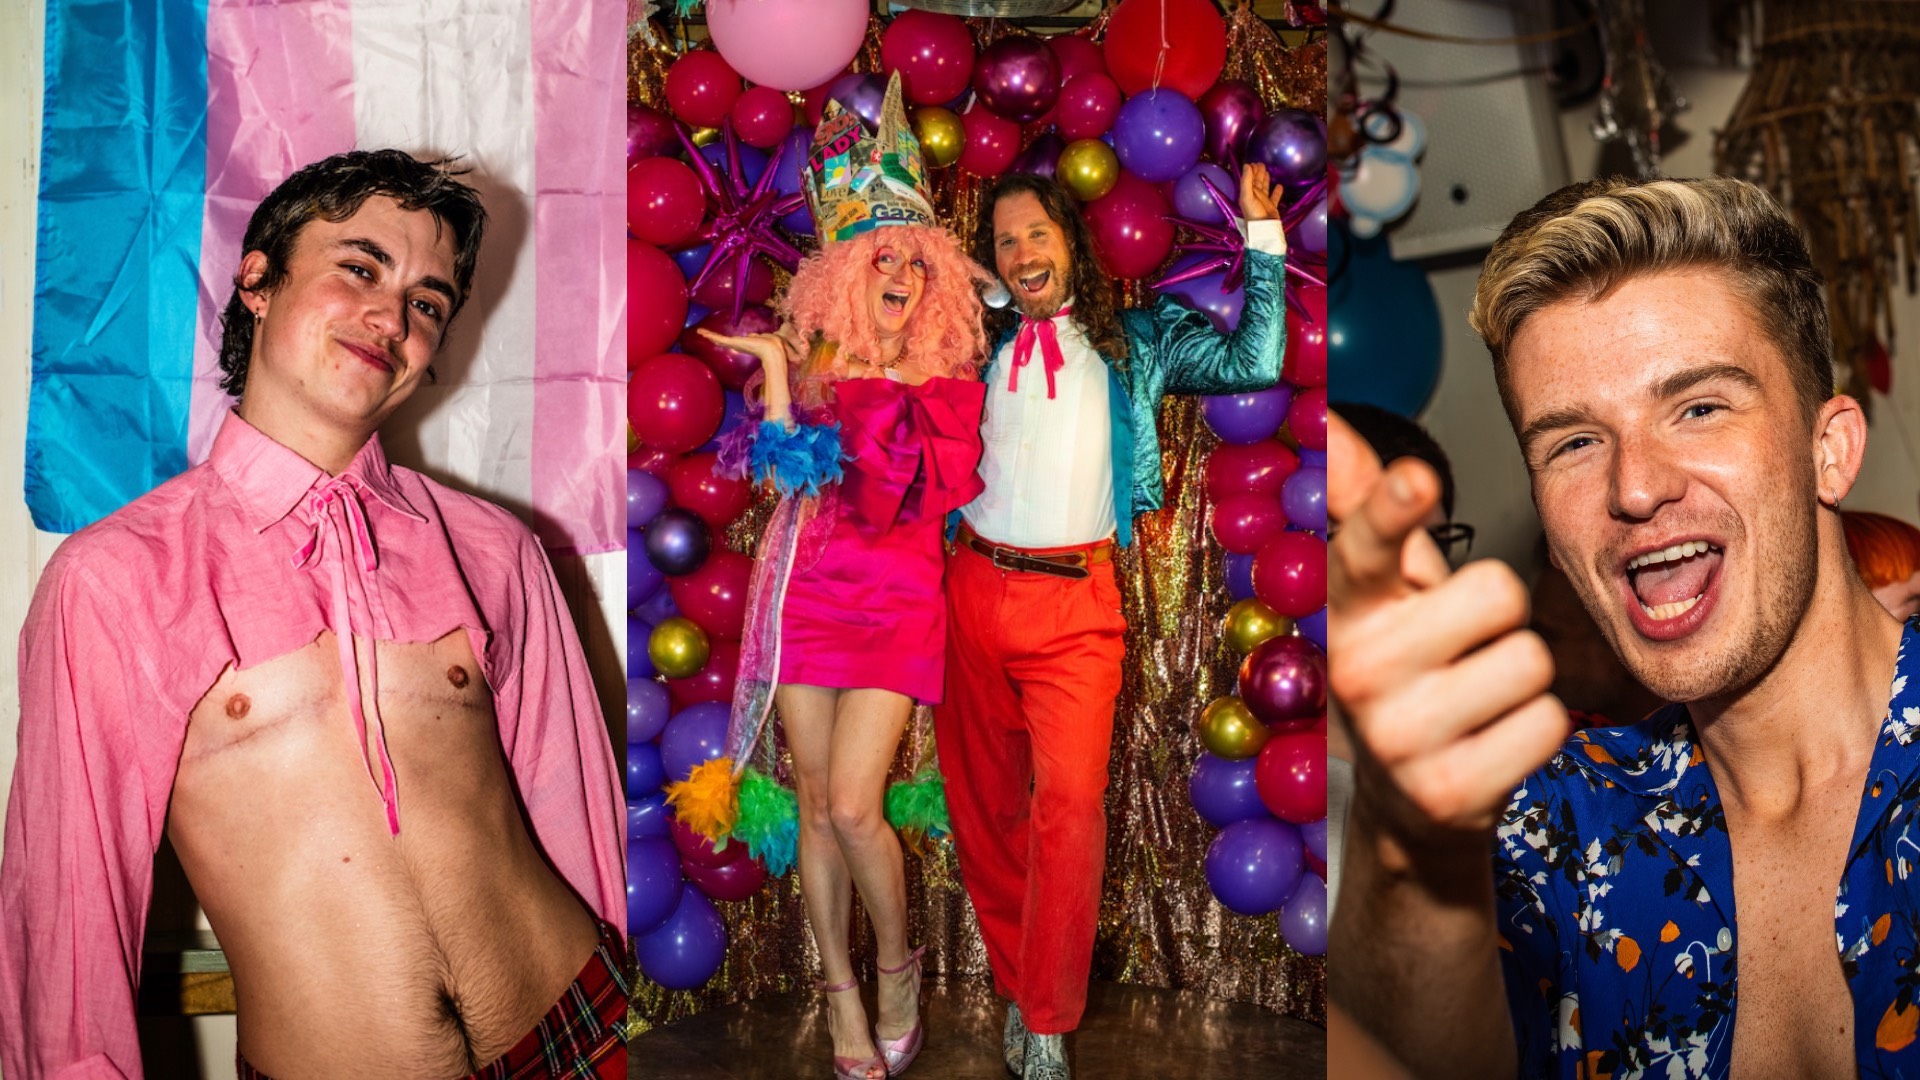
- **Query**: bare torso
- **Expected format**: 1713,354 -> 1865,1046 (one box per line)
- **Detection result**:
168,630 -> 597,1078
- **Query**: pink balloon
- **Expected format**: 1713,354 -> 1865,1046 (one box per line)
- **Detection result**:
629,104 -> 676,165
684,852 -> 769,901
671,812 -> 746,868
629,239 -> 689,365
666,456 -> 755,531
691,255 -> 776,311
1084,170 -> 1174,280
630,353 -> 724,454
1284,287 -> 1327,389
1204,440 -> 1300,502
959,106 -> 1022,178
881,9 -> 976,106
628,158 -> 705,248
1055,73 -> 1122,141
731,85 -> 797,149
1288,386 -> 1328,451
1252,532 -> 1327,618
679,304 -> 778,390
706,0 -> 869,92
667,639 -> 741,709
1256,732 -> 1328,824
665,50 -> 743,129
1211,493 -> 1287,554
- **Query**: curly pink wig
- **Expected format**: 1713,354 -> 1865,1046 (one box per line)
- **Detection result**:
781,226 -> 992,389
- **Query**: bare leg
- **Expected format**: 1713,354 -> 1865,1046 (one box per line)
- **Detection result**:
827,688 -> 918,1041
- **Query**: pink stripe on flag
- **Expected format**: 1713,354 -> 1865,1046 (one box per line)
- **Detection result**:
189,0 -> 359,464
531,0 -> 625,556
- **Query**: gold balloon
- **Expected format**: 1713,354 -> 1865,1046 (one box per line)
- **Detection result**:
1223,598 -> 1292,655
911,106 -> 964,169
649,616 -> 710,679
1057,138 -> 1119,202
689,126 -> 722,148
1196,695 -> 1271,761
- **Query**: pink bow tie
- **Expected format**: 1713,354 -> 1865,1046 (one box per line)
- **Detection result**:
1009,304 -> 1073,399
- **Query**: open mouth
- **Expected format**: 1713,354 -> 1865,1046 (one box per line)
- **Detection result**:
1621,538 -> 1724,640
1016,268 -> 1051,297
881,290 -> 909,316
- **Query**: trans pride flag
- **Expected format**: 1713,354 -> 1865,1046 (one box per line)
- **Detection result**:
26,0 -> 626,555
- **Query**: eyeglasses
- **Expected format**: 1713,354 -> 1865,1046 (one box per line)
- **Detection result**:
1427,522 -> 1475,561
871,246 -> 931,280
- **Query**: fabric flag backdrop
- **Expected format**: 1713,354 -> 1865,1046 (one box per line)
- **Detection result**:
25,0 -> 626,556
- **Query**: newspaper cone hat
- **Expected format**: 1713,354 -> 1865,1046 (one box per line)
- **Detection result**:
803,70 -> 937,244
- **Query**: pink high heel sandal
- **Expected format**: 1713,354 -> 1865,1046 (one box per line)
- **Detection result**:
873,946 -> 927,1076
817,977 -> 887,1080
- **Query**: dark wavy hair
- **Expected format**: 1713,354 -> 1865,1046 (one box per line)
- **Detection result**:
972,174 -> 1129,362
217,149 -> 489,396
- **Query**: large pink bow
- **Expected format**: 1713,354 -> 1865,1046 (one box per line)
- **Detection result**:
1009,304 -> 1074,399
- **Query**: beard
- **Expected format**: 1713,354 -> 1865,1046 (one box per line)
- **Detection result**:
1006,258 -> 1070,321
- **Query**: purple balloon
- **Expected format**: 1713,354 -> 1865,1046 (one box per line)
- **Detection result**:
628,614 -> 657,678
1247,109 -> 1327,194
772,126 -> 815,234
828,73 -> 887,129
636,883 -> 728,989
629,468 -> 669,529
1238,636 -> 1328,727
671,243 -> 712,280
684,302 -> 711,329
635,587 -> 679,627
1158,253 -> 1243,334
629,837 -> 685,936
659,702 -> 731,781
1203,386 -> 1293,445
1189,753 -> 1270,827
628,537 -> 664,607
1299,816 -> 1328,863
1010,131 -> 1066,181
1298,448 -> 1326,469
630,793 -> 671,840
628,740 -> 666,800
628,104 -> 676,164
1290,195 -> 1328,256
973,36 -> 1060,123
629,676 -> 671,744
1280,874 -> 1327,956
698,142 -> 770,191
1170,162 -> 1237,225
1199,81 -> 1265,165
644,509 -> 712,577
1224,552 -> 1256,601
1205,817 -> 1305,916
1281,466 -> 1327,532
1296,607 -> 1326,650
1112,89 -> 1205,184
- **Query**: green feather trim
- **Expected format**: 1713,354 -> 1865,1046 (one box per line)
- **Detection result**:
884,769 -> 950,839
733,767 -> 799,876
673,0 -> 703,17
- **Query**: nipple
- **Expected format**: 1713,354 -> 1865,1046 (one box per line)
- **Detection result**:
447,665 -> 469,689
224,694 -> 251,720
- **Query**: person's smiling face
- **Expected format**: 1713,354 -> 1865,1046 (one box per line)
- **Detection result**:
991,191 -> 1072,320
865,239 -> 928,344
1508,270 -> 1835,703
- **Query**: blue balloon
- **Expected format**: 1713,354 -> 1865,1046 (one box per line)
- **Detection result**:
659,702 -> 731,781
695,391 -> 750,454
1157,253 -> 1243,334
629,677 -> 671,744
635,883 -> 728,990
627,740 -> 665,799
1279,874 -> 1327,956
628,837 -> 684,936
1281,467 -> 1326,533
1327,224 -> 1441,417
627,537 -> 664,608
1112,89 -> 1205,183
629,793 -> 671,840
1204,817 -> 1305,916
1296,607 -> 1326,650
628,614 -> 657,678
671,243 -> 712,280
684,302 -> 711,329
1224,552 -> 1256,601
1189,753 -> 1270,827
698,142 -> 769,191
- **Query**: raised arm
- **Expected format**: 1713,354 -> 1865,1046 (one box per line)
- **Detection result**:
1159,164 -> 1288,396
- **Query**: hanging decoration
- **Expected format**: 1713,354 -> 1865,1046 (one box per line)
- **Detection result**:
1589,0 -> 1687,179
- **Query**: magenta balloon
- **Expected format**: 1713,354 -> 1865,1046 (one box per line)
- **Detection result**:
1252,531 -> 1328,620
629,353 -> 724,454
634,883 -> 727,989
680,304 -> 778,390
1055,73 -> 1123,141
629,239 -> 689,364
690,255 -> 775,311
665,50 -> 743,129
1255,731 -> 1328,824
704,0 -> 868,92
959,106 -> 1022,177
1048,33 -> 1107,84
731,85 -> 797,149
628,104 -> 676,165
1203,440 -> 1300,502
669,811 -> 745,869
1288,386 -> 1328,451
627,158 -> 705,248
1210,493 -> 1287,555
684,853 -> 769,902
667,549 -> 753,639
1199,81 -> 1266,165
881,9 -> 977,105
974,36 -> 1061,123
1247,109 -> 1328,194
1084,171 -> 1174,279
1170,162 -> 1237,225
1237,634 -> 1327,727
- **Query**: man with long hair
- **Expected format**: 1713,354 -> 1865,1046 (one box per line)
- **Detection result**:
0,150 -> 627,1079
939,166 -> 1284,1079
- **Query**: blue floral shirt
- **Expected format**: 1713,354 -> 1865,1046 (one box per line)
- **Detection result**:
1496,621 -> 1920,1079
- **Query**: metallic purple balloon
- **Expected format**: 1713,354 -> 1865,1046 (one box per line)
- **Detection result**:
628,104 -> 675,165
644,508 -> 712,577
827,72 -> 887,128
1198,81 -> 1265,165
1170,163 -> 1237,225
1280,466 -> 1326,533
1237,635 -> 1327,727
1204,817 -> 1305,916
1009,131 -> 1066,181
973,36 -> 1060,123
1246,109 -> 1327,193
1290,194 -> 1328,255
1157,253 -> 1243,334
1112,89 -> 1205,183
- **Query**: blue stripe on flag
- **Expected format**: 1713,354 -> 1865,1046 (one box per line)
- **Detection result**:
26,0 -> 209,533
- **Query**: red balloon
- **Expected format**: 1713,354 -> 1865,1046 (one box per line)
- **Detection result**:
630,239 -> 690,363
1306,852 -> 1327,881
1104,0 -> 1227,100
630,353 -> 724,453
684,852 -> 769,901
958,105 -> 1022,178
667,455 -> 755,530
1284,287 -> 1327,388
731,85 -> 796,149
1085,170 -> 1174,280
880,9 -> 976,106
1048,33 -> 1107,84
629,104 -> 676,165
1252,532 -> 1327,618
1210,493 -> 1286,555
670,812 -> 745,868
665,50 -> 743,129
1288,386 -> 1328,452
630,444 -> 680,479
1237,635 -> 1327,728
1204,440 -> 1300,502
668,639 -> 741,709
691,255 -> 776,312
1054,73 -> 1122,141
667,548 -> 753,637
628,158 -> 706,248
1256,732 -> 1328,824
680,304 -> 778,390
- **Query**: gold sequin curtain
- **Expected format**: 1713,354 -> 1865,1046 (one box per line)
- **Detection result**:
630,3 -> 1325,1035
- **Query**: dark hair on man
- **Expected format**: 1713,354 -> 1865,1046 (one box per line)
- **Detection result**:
216,149 -> 489,397
972,174 -> 1129,362
1335,401 -> 1456,521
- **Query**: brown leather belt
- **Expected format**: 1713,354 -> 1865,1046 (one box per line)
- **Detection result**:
959,525 -> 1112,580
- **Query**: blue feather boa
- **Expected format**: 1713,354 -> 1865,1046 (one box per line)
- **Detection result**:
750,420 -> 844,498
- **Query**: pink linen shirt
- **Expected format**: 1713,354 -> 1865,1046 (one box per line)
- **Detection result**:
0,412 -> 626,1080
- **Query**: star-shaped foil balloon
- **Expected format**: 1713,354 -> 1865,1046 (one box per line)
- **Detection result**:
675,120 -> 810,325
1155,169 -> 1328,320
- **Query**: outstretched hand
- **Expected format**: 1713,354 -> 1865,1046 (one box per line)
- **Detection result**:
1239,163 -> 1281,222
696,327 -> 800,380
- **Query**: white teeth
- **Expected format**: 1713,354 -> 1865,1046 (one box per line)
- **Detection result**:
1626,539 -> 1713,571
1639,594 -> 1703,621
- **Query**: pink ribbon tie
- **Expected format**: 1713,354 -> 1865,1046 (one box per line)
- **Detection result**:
1009,304 -> 1073,400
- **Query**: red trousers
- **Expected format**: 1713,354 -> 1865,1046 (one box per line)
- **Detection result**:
935,540 -> 1127,1035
